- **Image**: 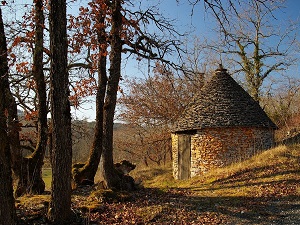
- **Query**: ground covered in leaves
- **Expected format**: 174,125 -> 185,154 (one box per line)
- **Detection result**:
16,144 -> 300,224
15,186 -> 300,224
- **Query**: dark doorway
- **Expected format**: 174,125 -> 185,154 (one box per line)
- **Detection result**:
178,134 -> 191,179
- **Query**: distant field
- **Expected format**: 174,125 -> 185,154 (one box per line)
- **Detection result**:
42,168 -> 52,190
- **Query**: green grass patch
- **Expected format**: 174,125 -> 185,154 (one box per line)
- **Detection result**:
42,168 -> 52,190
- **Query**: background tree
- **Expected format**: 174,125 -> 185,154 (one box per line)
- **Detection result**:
29,0 -> 48,194
72,0 -> 108,186
117,62 -> 206,166
262,76 -> 300,139
207,0 -> 297,103
100,0 -> 123,189
0,5 -> 17,224
13,0 -> 48,197
72,120 -> 95,162
114,124 -> 172,167
70,0 -> 184,188
48,0 -> 72,223
119,63 -> 200,126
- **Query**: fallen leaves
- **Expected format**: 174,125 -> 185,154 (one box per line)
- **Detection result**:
15,145 -> 300,224
15,183 -> 300,225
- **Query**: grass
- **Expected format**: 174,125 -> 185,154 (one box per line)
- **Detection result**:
42,168 -> 52,191
18,144 -> 300,224
42,144 -> 300,196
132,165 -> 175,188
133,144 -> 300,198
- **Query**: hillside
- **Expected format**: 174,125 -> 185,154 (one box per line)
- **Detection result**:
17,144 -> 300,224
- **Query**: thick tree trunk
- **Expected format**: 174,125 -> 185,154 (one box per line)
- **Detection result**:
0,0 -> 23,198
101,0 -> 122,190
48,0 -> 73,223
14,0 -> 47,197
72,10 -> 107,186
0,7 -> 17,225
0,95 -> 17,225
6,87 -> 24,197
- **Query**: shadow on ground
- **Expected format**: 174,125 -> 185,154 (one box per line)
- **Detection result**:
119,187 -> 300,225
17,187 -> 300,224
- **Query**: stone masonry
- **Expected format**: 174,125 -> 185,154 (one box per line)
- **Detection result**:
172,127 -> 274,179
172,65 -> 277,180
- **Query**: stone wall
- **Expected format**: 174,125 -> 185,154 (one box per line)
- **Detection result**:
172,127 -> 275,179
171,133 -> 179,179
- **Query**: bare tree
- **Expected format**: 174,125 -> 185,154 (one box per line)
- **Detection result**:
119,64 -> 199,126
263,76 -> 300,129
114,124 -> 171,167
117,63 -> 206,166
206,0 -> 297,102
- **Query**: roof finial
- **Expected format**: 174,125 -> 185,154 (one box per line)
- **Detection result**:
215,63 -> 227,73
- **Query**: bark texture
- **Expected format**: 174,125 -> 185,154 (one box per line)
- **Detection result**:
72,7 -> 107,186
48,0 -> 73,223
14,0 -> 47,197
30,0 -> 48,194
0,7 -> 17,225
101,0 -> 123,189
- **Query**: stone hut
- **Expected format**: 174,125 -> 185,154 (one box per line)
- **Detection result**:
172,65 -> 277,180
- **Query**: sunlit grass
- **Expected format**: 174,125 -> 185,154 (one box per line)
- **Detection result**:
134,144 -> 300,198
41,144 -> 300,198
16,194 -> 50,206
17,144 -> 300,225
42,168 -> 52,191
132,164 -> 176,189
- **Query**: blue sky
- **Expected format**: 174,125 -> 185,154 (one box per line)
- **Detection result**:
70,0 -> 300,121
2,0 -> 300,121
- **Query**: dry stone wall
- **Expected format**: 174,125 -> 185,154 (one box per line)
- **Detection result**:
171,133 -> 179,179
172,127 -> 275,179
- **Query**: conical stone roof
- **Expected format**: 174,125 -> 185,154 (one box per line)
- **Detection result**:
174,65 -> 277,132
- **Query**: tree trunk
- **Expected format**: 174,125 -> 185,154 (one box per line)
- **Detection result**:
0,7 -> 17,225
14,0 -> 47,197
48,0 -> 73,223
0,2 -> 23,198
101,0 -> 122,189
6,84 -> 24,197
72,8 -> 107,186
30,0 -> 48,193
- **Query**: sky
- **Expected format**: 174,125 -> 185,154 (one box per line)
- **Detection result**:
70,0 -> 214,121
2,0 -> 300,121
71,0 -> 300,121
